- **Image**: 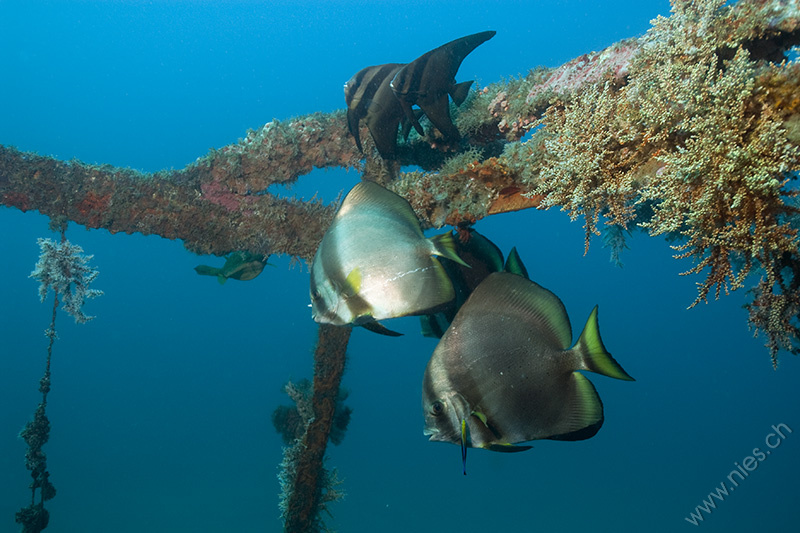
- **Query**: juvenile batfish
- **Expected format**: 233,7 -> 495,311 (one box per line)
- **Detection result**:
422,272 -> 634,472
310,180 -> 466,335
391,30 -> 496,144
344,63 -> 406,159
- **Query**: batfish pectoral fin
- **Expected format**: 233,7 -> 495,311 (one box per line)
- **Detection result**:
345,267 -> 362,295
471,410 -> 489,427
485,443 -> 533,453
573,306 -> 635,381
360,319 -> 404,337
398,99 -> 424,136
401,109 -> 426,141
470,411 -> 532,453
450,80 -> 474,107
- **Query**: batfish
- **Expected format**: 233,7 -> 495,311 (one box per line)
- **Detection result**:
419,229 -> 529,339
345,63 -> 406,159
310,180 -> 467,335
391,30 -> 496,144
422,272 -> 634,473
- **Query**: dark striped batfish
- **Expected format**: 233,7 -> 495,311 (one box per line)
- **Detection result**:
422,272 -> 634,474
344,63 -> 408,159
391,30 -> 496,144
310,180 -> 467,336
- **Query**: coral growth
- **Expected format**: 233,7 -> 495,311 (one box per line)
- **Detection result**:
272,378 -> 352,447
520,0 -> 800,363
18,235 -> 102,532
278,325 -> 351,533
30,238 -> 103,323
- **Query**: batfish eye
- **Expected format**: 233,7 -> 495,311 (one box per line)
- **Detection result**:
431,400 -> 444,416
311,288 -> 321,301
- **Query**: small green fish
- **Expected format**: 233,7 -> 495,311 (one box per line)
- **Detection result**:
194,251 -> 270,284
310,180 -> 467,335
422,272 -> 634,472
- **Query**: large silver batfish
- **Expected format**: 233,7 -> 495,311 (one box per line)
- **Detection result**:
422,272 -> 634,473
310,180 -> 466,336
391,30 -> 495,143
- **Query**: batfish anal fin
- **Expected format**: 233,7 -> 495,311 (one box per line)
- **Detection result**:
547,372 -> 605,441
485,443 -> 533,453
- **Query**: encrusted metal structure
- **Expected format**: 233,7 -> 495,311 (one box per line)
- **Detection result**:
2,0 -> 800,529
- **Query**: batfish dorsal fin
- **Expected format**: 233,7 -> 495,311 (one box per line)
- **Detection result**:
468,272 -> 572,350
437,31 -> 497,77
341,181 -> 422,233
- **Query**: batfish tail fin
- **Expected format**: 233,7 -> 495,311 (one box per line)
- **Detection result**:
429,232 -> 470,268
450,80 -> 474,106
195,265 -> 221,277
573,306 -> 635,381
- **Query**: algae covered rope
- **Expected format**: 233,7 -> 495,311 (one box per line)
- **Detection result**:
283,324 -> 351,533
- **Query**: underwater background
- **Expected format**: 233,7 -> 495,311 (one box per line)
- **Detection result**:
1,1 -> 799,531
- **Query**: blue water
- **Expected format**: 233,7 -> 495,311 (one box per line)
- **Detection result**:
1,1 -> 798,532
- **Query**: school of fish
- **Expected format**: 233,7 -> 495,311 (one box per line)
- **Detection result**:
308,31 -> 634,473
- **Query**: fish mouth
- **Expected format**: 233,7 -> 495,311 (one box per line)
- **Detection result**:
423,426 -> 440,438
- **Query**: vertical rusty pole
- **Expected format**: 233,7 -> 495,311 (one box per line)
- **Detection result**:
284,324 -> 351,533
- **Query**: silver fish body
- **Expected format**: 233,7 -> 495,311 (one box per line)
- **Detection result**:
310,181 -> 464,330
422,272 -> 634,453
